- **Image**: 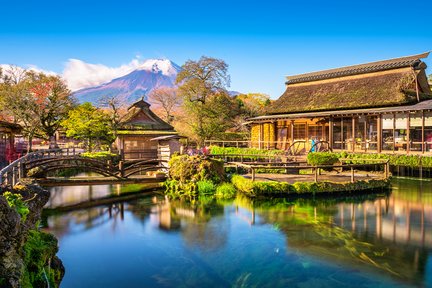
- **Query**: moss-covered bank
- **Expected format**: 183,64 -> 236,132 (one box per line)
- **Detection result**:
231,175 -> 391,198
0,181 -> 64,287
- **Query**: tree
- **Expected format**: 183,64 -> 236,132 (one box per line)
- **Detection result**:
98,94 -> 127,147
148,87 -> 182,124
176,56 -> 230,104
28,73 -> 76,142
176,56 -> 233,144
0,67 -> 75,150
61,103 -> 113,152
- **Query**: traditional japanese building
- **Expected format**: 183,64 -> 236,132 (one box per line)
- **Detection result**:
249,52 -> 432,154
115,98 -> 179,160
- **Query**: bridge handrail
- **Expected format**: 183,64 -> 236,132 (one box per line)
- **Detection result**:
0,148 -> 80,184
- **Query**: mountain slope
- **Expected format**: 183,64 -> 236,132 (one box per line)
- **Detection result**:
74,59 -> 181,105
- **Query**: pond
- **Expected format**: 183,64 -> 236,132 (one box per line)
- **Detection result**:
42,178 -> 432,287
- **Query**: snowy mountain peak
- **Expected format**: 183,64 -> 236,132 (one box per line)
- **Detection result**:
137,59 -> 181,76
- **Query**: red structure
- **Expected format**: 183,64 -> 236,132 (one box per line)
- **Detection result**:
0,121 -> 22,168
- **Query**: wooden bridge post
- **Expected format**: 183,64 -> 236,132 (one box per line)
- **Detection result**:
351,167 -> 355,183
119,161 -> 124,177
6,172 -> 12,186
12,167 -> 18,186
18,162 -> 25,179
251,168 -> 255,182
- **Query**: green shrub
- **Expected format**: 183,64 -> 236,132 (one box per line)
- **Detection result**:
168,155 -> 225,184
307,152 -> 339,166
3,191 -> 29,222
81,151 -> 120,164
231,175 -> 390,197
209,146 -> 284,157
215,183 -> 237,199
197,180 -> 216,196
231,175 -> 255,196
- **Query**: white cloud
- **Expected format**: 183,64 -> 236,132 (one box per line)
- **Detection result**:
62,58 -> 142,91
0,64 -> 56,80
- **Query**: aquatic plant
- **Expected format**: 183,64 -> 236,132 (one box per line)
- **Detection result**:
215,183 -> 237,199
197,180 -> 216,196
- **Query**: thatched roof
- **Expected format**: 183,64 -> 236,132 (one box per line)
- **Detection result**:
119,98 -> 174,131
266,52 -> 432,115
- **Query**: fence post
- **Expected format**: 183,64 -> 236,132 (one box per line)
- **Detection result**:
252,168 -> 255,182
314,167 -> 318,182
119,161 -> 124,177
385,161 -> 389,179
351,167 -> 354,183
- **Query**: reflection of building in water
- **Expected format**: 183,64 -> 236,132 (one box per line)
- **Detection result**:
233,190 -> 431,286
151,197 -> 227,250
337,195 -> 432,249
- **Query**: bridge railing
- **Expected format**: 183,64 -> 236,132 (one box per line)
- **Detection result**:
0,148 -> 81,186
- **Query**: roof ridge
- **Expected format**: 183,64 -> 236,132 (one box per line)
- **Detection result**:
286,52 -> 430,85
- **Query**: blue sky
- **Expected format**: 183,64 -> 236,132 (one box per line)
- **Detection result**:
1,0 -> 431,98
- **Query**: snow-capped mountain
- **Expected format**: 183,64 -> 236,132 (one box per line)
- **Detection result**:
74,59 -> 181,105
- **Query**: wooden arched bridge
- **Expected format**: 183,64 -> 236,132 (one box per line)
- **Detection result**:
0,148 -> 168,186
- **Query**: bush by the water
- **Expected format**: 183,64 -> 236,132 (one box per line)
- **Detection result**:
231,175 -> 390,197
307,152 -> 339,166
215,183 -> 237,199
165,155 -> 227,199
168,155 -> 225,184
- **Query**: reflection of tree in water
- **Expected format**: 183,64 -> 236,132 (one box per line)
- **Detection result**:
43,203 -> 131,237
234,192 -> 429,286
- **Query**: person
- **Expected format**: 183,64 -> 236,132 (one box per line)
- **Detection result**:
310,137 -> 316,152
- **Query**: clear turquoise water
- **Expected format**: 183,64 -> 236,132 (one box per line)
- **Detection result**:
43,178 -> 432,287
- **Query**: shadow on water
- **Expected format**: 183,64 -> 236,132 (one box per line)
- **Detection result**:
42,178 -> 432,287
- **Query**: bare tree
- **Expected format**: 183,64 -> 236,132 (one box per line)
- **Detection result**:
148,87 -> 182,124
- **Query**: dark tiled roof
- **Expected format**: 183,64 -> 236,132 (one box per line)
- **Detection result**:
286,52 -> 430,85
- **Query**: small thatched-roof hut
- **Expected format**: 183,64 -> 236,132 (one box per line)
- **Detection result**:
116,98 -> 179,160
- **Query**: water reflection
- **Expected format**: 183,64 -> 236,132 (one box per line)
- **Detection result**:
44,179 -> 432,287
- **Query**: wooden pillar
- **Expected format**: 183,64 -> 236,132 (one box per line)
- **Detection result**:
273,121 -> 277,149
329,117 -> 334,150
422,111 -> 425,153
392,113 -> 396,153
377,114 -> 382,153
341,118 -> 344,150
259,123 -> 263,149
407,112 -> 410,154
290,120 -> 294,145
363,116 -> 367,152
352,117 -> 355,152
